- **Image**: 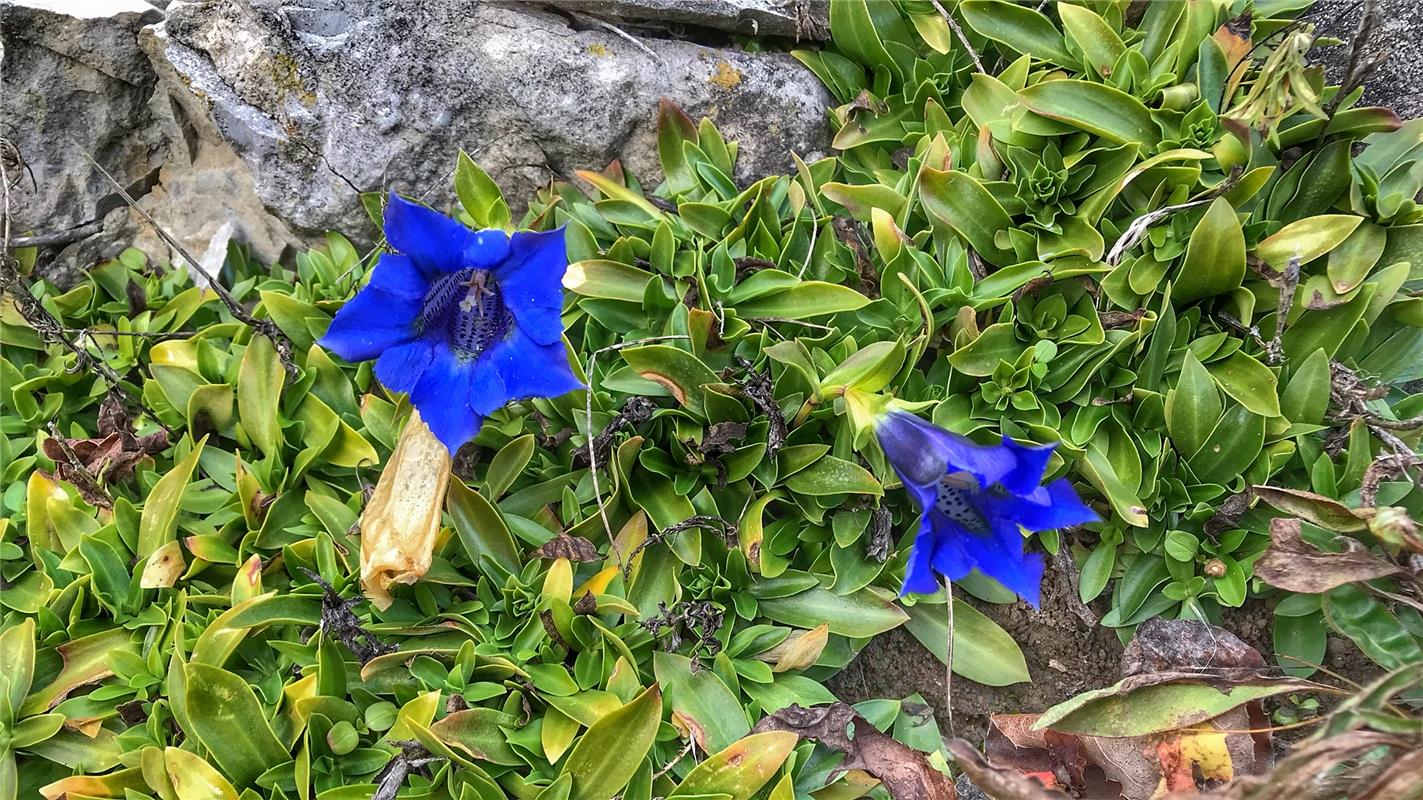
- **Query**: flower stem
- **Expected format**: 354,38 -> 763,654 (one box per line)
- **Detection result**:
943,578 -> 955,738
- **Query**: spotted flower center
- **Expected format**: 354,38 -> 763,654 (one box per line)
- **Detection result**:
419,268 -> 512,361
934,477 -> 990,534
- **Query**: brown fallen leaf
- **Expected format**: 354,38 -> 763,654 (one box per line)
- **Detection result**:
1255,517 -> 1401,594
40,420 -> 169,508
1121,618 -> 1265,676
947,738 -> 1068,800
754,703 -> 956,800
987,714 -> 1156,799
529,533 -> 600,562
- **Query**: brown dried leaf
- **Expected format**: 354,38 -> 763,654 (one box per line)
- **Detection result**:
1121,619 -> 1265,676
947,739 -> 1068,800
1255,517 -> 1400,594
1251,485 -> 1370,533
754,703 -> 956,800
530,533 -> 600,562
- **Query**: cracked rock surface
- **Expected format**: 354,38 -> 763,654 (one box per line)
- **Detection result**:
4,0 -> 1420,282
143,0 -> 833,239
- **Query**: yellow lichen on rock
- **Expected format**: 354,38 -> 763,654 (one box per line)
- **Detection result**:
709,60 -> 742,90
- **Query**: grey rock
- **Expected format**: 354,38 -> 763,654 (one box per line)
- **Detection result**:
1306,0 -> 1422,121
143,0 -> 832,238
542,0 -> 828,40
3,0 -> 301,283
1,0 -> 165,235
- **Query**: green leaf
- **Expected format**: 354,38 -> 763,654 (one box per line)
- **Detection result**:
238,337 -> 284,457
1256,215 -> 1364,268
1058,2 -> 1125,78
653,652 -> 750,753
565,260 -> 657,302
1165,352 -> 1220,459
919,169 -> 1016,266
136,436 -> 206,558
961,0 -> 1073,67
1274,611 -> 1327,678
733,282 -> 871,320
668,732 -> 797,800
183,663 -> 290,786
1326,221 -> 1387,293
757,587 -> 906,637
448,478 -> 522,576
619,345 -> 719,417
1280,348 -> 1332,425
455,150 -> 512,230
0,619 -> 35,710
903,599 -> 1030,687
1175,198 -> 1245,303
1019,80 -> 1160,146
429,708 -> 524,766
1034,673 -> 1324,737
561,685 -> 662,800
784,456 -> 882,497
1206,352 -> 1280,417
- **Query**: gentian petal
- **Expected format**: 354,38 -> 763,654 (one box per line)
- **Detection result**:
484,325 -> 583,403
466,358 -> 510,417
900,523 -> 942,596
492,229 -> 569,346
374,339 -> 435,395
385,194 -> 509,274
988,478 -> 1099,532
925,520 -> 976,584
944,514 -> 1044,606
410,347 -> 484,452
366,254 -> 429,300
877,411 -> 1017,490
998,436 -> 1055,496
320,287 -> 420,362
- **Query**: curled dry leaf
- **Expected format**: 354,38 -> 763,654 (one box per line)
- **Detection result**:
1255,518 -> 1401,594
753,703 -> 956,800
360,411 -> 452,610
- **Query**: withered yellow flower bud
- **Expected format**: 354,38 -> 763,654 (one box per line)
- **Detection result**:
360,411 -> 451,609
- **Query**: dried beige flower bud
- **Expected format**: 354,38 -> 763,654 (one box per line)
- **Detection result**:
360,411 -> 451,609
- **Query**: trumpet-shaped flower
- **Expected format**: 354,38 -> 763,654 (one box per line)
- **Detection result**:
875,410 -> 1098,606
321,194 -> 582,453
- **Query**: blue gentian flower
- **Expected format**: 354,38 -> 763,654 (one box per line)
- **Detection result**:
321,194 -> 582,453
875,410 -> 1098,606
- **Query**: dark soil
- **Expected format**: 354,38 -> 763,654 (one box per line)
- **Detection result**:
829,563 -> 1125,742
829,563 -> 1385,742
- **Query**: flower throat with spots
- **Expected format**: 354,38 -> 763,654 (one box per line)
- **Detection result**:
419,268 -> 512,362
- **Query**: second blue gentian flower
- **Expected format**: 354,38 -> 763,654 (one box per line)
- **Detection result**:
321,194 -> 583,453
875,410 -> 1098,606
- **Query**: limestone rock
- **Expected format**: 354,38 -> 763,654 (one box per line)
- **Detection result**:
1,0 -> 165,234
543,0 -> 829,40
143,0 -> 833,238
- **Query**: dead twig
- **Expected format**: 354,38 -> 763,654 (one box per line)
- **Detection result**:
1105,168 -> 1244,267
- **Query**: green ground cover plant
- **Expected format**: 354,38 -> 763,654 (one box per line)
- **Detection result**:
2,1 -> 1420,799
